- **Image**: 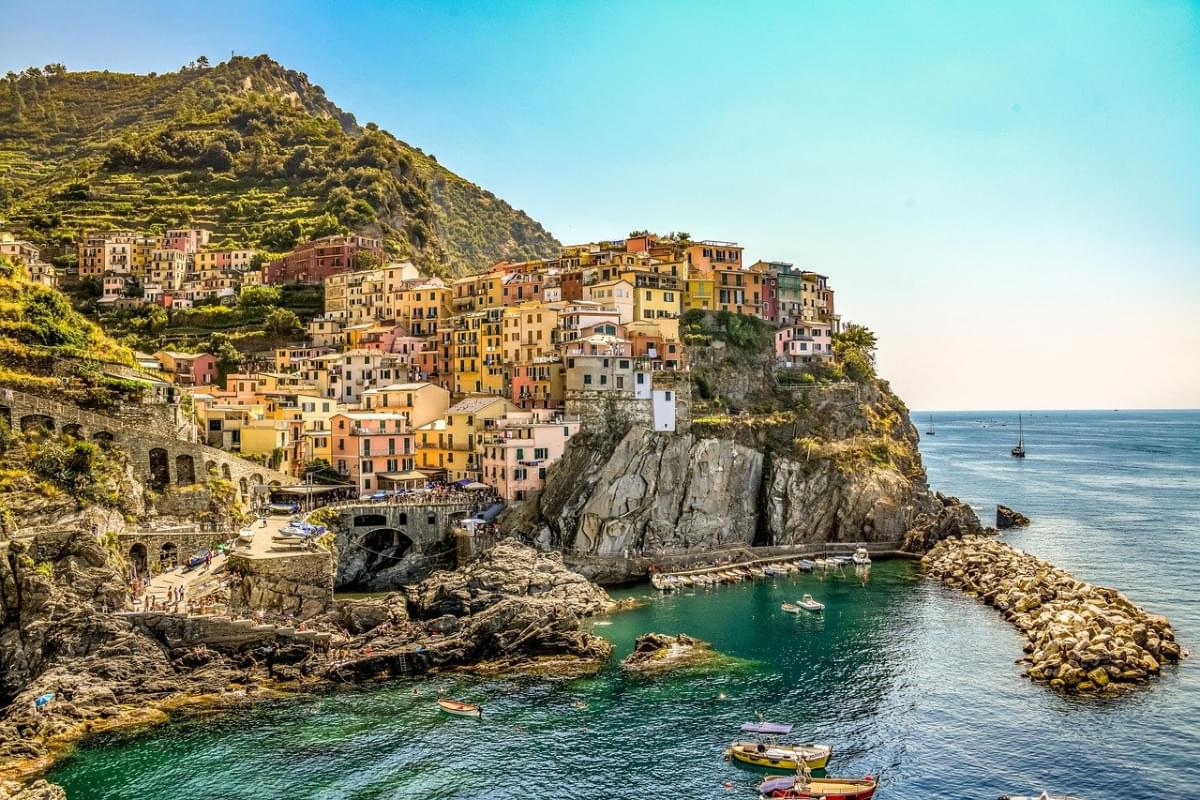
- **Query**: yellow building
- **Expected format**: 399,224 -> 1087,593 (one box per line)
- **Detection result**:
451,311 -> 485,395
451,273 -> 502,314
501,301 -> 560,365
416,395 -> 516,481
360,382 -> 450,429
240,419 -> 296,473
391,283 -> 451,337
684,277 -> 715,312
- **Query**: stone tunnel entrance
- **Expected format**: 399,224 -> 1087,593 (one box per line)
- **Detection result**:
360,528 -> 414,573
128,543 -> 147,576
175,453 -> 196,485
148,448 -> 170,490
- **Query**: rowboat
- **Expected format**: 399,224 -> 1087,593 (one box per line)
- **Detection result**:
237,527 -> 256,543
781,603 -> 801,614
758,774 -> 876,799
727,722 -> 832,771
796,594 -> 824,612
437,698 -> 482,718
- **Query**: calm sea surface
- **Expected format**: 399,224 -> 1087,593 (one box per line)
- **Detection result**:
50,411 -> 1200,799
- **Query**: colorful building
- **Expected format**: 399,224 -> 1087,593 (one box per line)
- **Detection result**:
331,412 -> 416,494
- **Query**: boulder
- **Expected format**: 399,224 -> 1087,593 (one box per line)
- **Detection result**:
996,504 -> 1031,529
621,633 -> 719,674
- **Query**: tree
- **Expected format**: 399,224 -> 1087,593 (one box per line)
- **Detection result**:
264,307 -> 302,339
208,333 -> 243,382
832,323 -> 878,383
353,249 -> 380,271
196,55 -> 210,68
238,285 -> 280,308
301,458 -> 343,485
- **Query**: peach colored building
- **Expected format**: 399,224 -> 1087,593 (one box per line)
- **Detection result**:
331,412 -> 416,494
481,415 -> 581,501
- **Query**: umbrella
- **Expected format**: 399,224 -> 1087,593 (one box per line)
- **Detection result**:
463,482 -> 489,490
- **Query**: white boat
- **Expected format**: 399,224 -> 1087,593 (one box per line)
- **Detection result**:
851,547 -> 871,566
437,698 -> 482,718
781,602 -> 801,614
797,594 -> 825,612
237,527 -> 256,544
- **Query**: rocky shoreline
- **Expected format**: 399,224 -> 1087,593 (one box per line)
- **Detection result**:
0,535 -> 613,789
923,536 -> 1185,694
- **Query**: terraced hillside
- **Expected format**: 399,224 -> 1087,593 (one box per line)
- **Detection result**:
0,56 -> 559,274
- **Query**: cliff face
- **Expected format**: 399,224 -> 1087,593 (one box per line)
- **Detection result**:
508,347 -> 983,560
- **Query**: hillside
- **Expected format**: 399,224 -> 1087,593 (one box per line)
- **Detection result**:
0,55 -> 559,274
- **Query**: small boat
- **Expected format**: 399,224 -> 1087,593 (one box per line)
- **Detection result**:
796,594 -> 824,612
795,560 -> 815,572
437,698 -> 482,718
926,415 -> 935,436
851,547 -> 871,566
269,501 -> 300,515
237,527 -> 256,544
781,603 -> 801,614
727,722 -> 832,771
758,774 -> 876,799
1011,413 -> 1026,458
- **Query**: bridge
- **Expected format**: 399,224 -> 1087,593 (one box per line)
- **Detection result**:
323,494 -> 498,589
0,386 -> 297,502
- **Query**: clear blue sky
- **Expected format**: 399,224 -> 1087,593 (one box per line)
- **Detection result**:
2,0 -> 1198,409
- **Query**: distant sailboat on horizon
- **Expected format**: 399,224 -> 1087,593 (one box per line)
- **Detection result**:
926,415 -> 935,436
1011,414 -> 1026,458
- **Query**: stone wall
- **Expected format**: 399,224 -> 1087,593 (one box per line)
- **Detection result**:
565,371 -> 693,437
226,551 -> 335,620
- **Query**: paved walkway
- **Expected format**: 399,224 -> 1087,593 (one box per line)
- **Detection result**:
136,550 -> 229,610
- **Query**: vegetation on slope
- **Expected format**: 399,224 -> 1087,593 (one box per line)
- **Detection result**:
0,56 -> 559,274
0,256 -> 147,407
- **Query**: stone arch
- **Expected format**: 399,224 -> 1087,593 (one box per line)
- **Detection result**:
361,528 -> 413,571
91,430 -> 115,446
175,453 -> 196,485
20,414 -> 55,434
205,460 -> 217,478
61,422 -> 83,439
239,477 -> 249,496
0,405 -> 10,429
251,473 -> 264,485
221,463 -> 232,480
268,480 -> 282,492
158,542 -> 178,569
128,543 -> 148,575
148,448 -> 170,490
354,513 -> 388,527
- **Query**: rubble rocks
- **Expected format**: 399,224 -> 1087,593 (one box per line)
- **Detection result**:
621,633 -> 717,674
922,537 -> 1184,695
996,504 -> 1031,529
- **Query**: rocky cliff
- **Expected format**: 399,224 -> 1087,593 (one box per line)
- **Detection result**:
508,340 -> 983,563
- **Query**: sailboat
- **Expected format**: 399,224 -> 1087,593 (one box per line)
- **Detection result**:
1011,414 -> 1026,458
925,415 -> 935,436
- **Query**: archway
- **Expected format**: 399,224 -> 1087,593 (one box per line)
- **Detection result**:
353,513 -> 388,527
20,414 -> 55,434
360,528 -> 413,572
61,423 -> 83,439
128,543 -> 148,576
158,542 -> 178,569
239,477 -> 249,497
251,473 -> 264,486
92,430 -> 115,446
205,460 -> 217,478
221,463 -> 232,480
0,406 -> 10,429
148,448 -> 170,490
175,453 -> 196,485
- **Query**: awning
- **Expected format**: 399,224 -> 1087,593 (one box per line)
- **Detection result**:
478,502 -> 504,522
378,470 -> 429,482
463,481 -> 489,490
740,722 -> 793,735
453,478 -> 472,488
273,485 -> 343,495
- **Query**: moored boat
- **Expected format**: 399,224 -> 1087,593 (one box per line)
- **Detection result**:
797,594 -> 824,612
796,560 -> 815,572
237,527 -> 256,543
437,698 -> 482,718
727,722 -> 832,771
781,603 -> 801,614
758,774 -> 876,799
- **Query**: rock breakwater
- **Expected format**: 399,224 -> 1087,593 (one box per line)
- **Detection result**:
923,537 -> 1184,694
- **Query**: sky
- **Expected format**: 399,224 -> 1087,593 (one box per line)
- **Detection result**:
1,0 -> 1198,410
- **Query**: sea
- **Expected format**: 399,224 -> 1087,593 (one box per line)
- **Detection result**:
48,410 -> 1200,799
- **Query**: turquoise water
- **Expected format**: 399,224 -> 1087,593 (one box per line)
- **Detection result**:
50,411 -> 1200,799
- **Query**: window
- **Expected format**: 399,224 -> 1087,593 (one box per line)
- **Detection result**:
539,468 -> 547,480
514,468 -> 527,481
619,360 -> 629,369
363,460 -> 374,473
584,374 -> 593,385
534,447 -> 548,459
516,448 -> 525,460
600,374 -> 608,385
428,513 -> 436,524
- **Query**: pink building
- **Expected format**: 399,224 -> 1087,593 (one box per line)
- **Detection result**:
331,412 -> 416,495
481,414 -> 581,501
154,350 -> 218,386
264,235 -> 383,284
775,322 -> 834,363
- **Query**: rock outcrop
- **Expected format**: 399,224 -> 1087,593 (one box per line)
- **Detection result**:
621,632 -> 718,673
996,504 -> 1031,529
923,537 -> 1184,694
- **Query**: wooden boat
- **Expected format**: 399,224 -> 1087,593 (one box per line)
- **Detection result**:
796,594 -> 824,612
758,775 -> 876,799
437,698 -> 482,718
781,602 -> 801,614
851,547 -> 871,566
728,723 -> 831,771
1011,413 -> 1026,458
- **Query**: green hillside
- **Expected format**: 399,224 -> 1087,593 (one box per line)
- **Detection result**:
0,55 -> 559,274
